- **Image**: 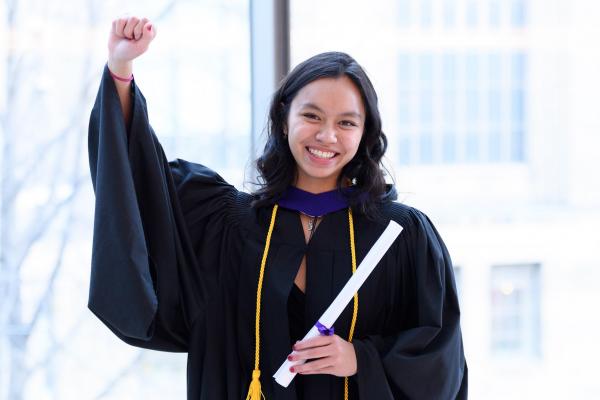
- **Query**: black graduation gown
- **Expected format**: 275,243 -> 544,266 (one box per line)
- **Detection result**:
88,65 -> 468,400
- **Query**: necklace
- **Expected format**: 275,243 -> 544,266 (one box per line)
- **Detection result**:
307,215 -> 317,232
304,214 -> 320,242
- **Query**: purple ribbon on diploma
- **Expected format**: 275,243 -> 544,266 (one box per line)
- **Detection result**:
315,321 -> 334,336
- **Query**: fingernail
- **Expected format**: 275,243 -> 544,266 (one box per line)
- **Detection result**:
147,24 -> 152,31
287,355 -> 293,361
289,367 -> 295,373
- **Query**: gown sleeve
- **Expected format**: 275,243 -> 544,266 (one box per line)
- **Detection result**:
87,64 -> 241,352
351,207 -> 468,399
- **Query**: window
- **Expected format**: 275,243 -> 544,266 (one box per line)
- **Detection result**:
466,0 -> 479,27
420,0 -> 433,28
453,265 -> 463,304
489,0 -> 501,27
511,0 -> 528,27
396,51 -> 528,165
511,53 -> 526,161
397,0 -> 411,27
290,0 -> 529,167
443,0 -> 457,28
490,264 -> 541,357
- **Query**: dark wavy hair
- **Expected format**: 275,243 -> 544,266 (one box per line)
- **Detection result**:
252,51 -> 395,219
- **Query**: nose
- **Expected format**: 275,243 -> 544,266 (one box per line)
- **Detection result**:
315,123 -> 337,144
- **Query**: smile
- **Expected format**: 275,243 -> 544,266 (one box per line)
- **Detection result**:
307,147 -> 338,159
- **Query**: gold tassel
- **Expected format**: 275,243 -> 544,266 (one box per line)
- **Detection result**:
245,369 -> 264,400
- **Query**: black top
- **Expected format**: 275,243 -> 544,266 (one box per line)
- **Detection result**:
288,284 -> 306,346
88,65 -> 468,399
288,284 -> 306,399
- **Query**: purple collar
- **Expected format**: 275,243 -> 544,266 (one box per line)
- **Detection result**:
278,186 -> 349,217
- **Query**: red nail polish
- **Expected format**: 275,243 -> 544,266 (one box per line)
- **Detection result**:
287,355 -> 293,361
290,367 -> 295,373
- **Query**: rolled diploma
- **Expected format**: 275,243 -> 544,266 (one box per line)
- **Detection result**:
273,220 -> 403,387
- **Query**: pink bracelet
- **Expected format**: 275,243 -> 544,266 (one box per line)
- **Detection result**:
109,68 -> 134,83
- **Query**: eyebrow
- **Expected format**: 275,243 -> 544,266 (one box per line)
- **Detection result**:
299,102 -> 364,120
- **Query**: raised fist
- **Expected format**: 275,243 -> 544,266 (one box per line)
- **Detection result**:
108,16 -> 156,64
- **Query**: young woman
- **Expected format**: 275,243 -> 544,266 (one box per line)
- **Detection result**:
88,16 -> 467,400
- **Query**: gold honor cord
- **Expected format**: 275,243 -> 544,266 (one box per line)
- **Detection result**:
345,208 -> 358,400
246,204 -> 279,400
246,205 -> 358,400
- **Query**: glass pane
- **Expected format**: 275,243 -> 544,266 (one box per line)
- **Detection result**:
511,0 -> 527,27
0,1 -> 250,399
490,264 -> 541,357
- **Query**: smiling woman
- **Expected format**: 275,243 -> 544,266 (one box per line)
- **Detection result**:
88,16 -> 467,400
254,52 -> 392,219
285,76 -> 365,194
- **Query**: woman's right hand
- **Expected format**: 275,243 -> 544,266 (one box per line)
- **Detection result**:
107,16 -> 156,124
108,16 -> 156,73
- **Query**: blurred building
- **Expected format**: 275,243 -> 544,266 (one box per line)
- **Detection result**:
291,0 -> 600,398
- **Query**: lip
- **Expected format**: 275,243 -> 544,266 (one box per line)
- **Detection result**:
305,146 -> 339,165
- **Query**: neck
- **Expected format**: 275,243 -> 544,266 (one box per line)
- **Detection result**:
293,181 -> 336,194
294,176 -> 349,194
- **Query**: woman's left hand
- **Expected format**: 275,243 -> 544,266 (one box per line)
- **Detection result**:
288,335 -> 357,377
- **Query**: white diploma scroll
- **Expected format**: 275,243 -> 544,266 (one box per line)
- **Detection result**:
273,220 -> 403,387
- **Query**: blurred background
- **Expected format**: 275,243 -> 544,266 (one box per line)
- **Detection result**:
1,0 -> 599,398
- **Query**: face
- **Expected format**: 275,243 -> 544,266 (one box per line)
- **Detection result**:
285,76 -> 366,193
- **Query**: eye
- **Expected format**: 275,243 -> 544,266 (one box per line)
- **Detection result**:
340,120 -> 358,127
302,113 -> 320,120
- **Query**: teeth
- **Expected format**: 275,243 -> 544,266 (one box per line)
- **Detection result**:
308,147 -> 336,159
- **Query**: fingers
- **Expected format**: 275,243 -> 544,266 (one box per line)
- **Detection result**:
113,17 -> 127,38
287,335 -> 357,377
112,16 -> 154,41
292,357 -> 334,374
293,335 -> 334,351
288,344 -> 332,361
141,21 -> 156,42
133,17 -> 148,40
123,16 -> 138,39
